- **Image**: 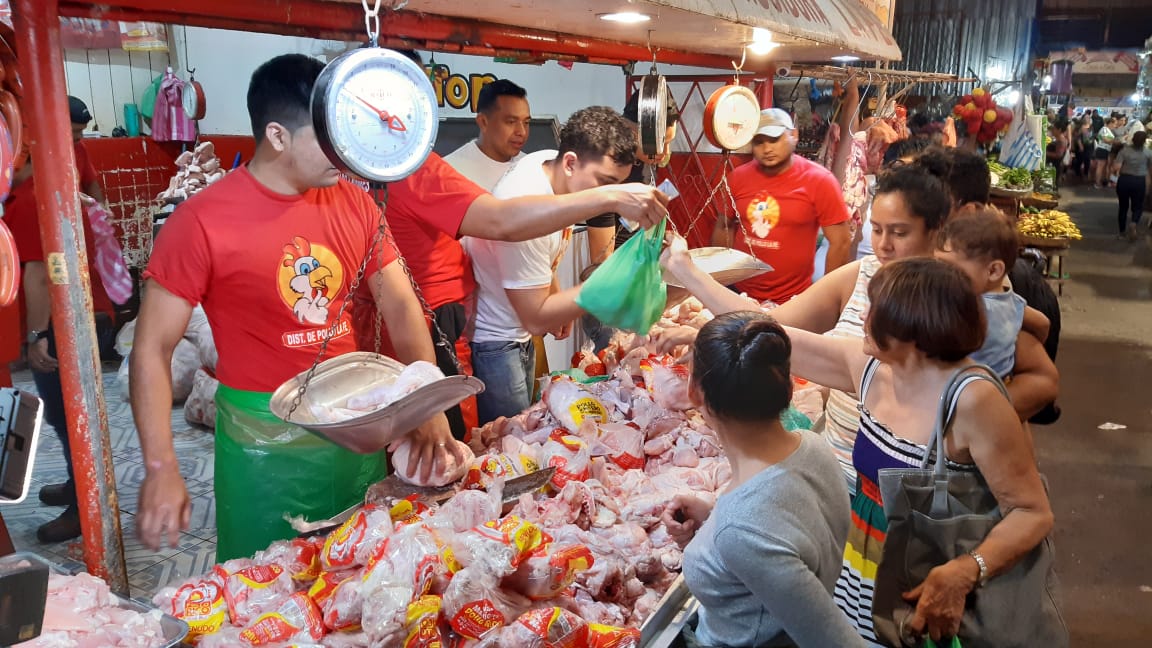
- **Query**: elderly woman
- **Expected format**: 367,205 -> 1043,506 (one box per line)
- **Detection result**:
662,311 -> 865,648
792,258 -> 1054,644
654,160 -> 1059,494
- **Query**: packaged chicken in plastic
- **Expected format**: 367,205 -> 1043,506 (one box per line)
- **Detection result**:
639,355 -> 692,411
359,524 -> 446,643
543,376 -> 609,431
502,543 -> 595,600
449,515 -> 549,577
319,504 -> 394,570
236,591 -> 326,645
214,560 -> 296,626
538,435 -> 593,490
442,567 -> 532,641
155,572 -> 229,641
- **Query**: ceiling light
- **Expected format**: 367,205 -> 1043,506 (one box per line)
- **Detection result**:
746,27 -> 777,55
831,55 -> 860,63
1006,90 -> 1021,106
1132,92 -> 1142,102
597,12 -> 652,23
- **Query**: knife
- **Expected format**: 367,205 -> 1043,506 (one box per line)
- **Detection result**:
296,467 -> 556,538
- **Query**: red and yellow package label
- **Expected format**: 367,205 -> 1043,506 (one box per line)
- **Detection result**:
234,564 -> 285,589
390,496 -> 430,527
306,570 -> 348,608
289,537 -> 322,582
171,579 -> 227,639
403,595 -> 444,648
239,592 -> 324,645
476,516 -> 546,566
586,623 -> 641,647
514,607 -> 586,648
449,598 -> 506,640
322,509 -> 369,569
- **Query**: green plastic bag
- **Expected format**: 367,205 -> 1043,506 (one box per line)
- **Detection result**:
214,384 -> 387,561
924,637 -> 962,648
576,219 -> 667,333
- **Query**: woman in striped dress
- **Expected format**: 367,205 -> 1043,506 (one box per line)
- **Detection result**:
781,258 -> 1055,645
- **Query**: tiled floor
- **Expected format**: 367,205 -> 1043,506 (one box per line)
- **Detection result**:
3,367 -> 218,598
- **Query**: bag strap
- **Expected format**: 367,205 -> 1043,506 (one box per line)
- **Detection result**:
926,364 -> 1009,475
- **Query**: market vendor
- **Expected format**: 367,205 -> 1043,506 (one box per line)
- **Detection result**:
467,106 -> 637,423
711,109 -> 853,305
131,54 -> 468,559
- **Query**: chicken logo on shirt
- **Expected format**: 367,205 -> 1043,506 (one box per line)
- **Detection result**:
746,191 -> 780,238
278,236 -> 344,326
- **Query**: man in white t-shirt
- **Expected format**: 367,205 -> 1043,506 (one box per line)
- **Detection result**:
465,106 -> 637,423
444,79 -> 531,190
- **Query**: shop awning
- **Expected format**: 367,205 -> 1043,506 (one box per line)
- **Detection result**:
58,0 -> 900,70
399,0 -> 902,63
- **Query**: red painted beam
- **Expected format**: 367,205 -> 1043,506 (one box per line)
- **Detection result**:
59,0 -> 771,72
12,0 -> 128,593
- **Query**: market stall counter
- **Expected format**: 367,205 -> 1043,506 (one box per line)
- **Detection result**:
120,296 -> 819,647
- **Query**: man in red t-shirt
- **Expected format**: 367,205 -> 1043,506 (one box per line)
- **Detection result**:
133,55 -> 474,560
713,109 -> 852,304
4,96 -> 112,543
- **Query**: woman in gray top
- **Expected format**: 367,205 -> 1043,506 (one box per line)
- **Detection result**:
1111,131 -> 1152,239
661,312 -> 863,648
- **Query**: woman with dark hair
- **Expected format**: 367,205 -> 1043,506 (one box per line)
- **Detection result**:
780,258 -> 1055,645
662,311 -> 864,648
1110,130 -> 1152,240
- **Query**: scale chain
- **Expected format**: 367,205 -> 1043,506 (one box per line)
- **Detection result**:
284,188 -> 390,422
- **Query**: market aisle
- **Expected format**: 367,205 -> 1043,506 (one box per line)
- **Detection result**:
4,368 -> 218,597
1032,182 -> 1152,643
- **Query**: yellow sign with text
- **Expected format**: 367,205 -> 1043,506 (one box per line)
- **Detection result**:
426,64 -> 496,113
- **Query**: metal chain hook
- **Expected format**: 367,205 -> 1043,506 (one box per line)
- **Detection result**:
362,0 -> 382,46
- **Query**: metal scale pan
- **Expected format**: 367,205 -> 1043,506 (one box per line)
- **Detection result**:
269,352 -> 484,454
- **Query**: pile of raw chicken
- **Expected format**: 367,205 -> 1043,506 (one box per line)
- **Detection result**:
152,299 -> 817,647
15,571 -> 169,647
155,141 -> 226,203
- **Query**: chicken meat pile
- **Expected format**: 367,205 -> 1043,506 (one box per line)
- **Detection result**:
156,141 -> 226,203
153,298 -> 821,647
15,571 -> 169,647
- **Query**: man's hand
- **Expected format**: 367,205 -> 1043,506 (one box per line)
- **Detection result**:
27,337 -> 57,373
137,464 -> 191,550
598,183 -> 670,230
550,321 -> 573,341
394,413 -> 466,484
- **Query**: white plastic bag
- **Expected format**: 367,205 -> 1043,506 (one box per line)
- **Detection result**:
184,368 -> 218,428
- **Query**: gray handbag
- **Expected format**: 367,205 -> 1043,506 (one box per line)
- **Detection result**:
871,365 -> 1068,648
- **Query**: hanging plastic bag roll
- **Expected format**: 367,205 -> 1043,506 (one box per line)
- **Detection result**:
575,219 -> 667,333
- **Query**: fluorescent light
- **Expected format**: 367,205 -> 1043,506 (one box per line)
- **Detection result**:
1132,92 -> 1142,102
1006,90 -> 1021,106
831,55 -> 860,63
597,12 -> 651,23
747,41 -> 779,55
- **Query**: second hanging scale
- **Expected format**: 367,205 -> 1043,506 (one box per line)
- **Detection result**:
270,6 -> 482,453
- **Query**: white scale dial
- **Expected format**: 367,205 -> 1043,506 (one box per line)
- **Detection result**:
704,85 -> 761,151
313,47 -> 438,183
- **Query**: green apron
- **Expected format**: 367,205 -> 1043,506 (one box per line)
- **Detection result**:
213,384 -> 387,561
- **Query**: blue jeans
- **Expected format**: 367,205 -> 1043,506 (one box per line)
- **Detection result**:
471,339 -> 535,425
30,328 -> 76,502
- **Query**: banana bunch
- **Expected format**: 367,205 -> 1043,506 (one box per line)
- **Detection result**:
1017,210 -> 1082,240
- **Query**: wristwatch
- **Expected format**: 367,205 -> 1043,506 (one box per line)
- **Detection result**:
26,329 -> 47,344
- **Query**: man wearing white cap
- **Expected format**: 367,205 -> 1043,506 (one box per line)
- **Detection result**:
712,108 -> 851,304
